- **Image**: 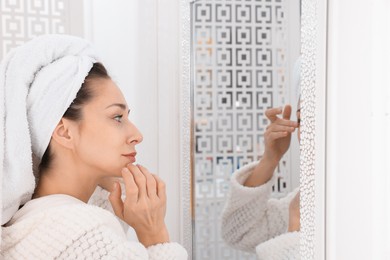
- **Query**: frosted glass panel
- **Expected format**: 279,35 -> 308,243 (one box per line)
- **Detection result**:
0,0 -> 77,59
191,0 -> 300,258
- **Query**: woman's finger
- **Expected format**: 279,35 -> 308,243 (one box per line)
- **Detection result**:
152,174 -> 166,202
282,105 -> 292,120
265,107 -> 283,122
138,165 -> 157,199
121,167 -> 139,203
274,118 -> 299,127
127,164 -> 147,199
109,182 -> 125,219
267,124 -> 296,133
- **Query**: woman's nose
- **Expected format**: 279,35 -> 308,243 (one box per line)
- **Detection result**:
127,124 -> 143,145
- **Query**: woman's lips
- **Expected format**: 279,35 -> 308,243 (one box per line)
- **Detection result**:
122,152 -> 137,162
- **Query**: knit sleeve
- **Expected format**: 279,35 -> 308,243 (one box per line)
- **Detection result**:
52,206 -> 187,260
255,231 -> 300,260
57,226 -> 149,260
220,161 -> 299,252
147,242 -> 188,259
57,227 -> 187,260
0,203 -> 188,260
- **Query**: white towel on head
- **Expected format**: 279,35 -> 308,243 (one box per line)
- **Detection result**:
0,34 -> 99,226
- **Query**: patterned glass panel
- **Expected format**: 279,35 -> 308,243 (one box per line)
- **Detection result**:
0,0 -> 71,59
192,0 -> 296,258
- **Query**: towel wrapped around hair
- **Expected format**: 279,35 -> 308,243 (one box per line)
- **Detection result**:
0,34 -> 99,226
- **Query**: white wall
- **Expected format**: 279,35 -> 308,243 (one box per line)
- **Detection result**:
326,0 -> 390,258
83,0 -> 155,170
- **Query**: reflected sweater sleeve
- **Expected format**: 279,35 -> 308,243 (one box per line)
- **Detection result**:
255,232 -> 300,260
221,161 -> 299,252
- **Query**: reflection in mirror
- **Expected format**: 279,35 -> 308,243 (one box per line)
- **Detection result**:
191,0 -> 301,258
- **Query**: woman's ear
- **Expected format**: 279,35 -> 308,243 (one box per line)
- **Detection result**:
51,118 -> 75,149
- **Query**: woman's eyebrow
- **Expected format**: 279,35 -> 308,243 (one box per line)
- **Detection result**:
105,103 -> 127,110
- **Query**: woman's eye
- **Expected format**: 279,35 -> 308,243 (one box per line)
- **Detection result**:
114,115 -> 123,122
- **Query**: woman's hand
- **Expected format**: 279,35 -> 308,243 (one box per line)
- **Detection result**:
244,105 -> 298,187
263,105 -> 298,163
108,164 -> 169,247
288,191 -> 300,232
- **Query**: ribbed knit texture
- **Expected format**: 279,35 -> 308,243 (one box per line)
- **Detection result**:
256,232 -> 300,260
1,202 -> 187,259
221,161 -> 299,259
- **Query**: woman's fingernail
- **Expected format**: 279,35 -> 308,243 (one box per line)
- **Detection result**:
122,168 -> 130,174
112,182 -> 118,191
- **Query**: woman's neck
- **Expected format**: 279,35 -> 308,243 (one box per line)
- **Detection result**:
33,165 -> 99,203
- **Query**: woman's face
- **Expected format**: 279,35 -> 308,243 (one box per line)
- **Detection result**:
71,78 -> 143,178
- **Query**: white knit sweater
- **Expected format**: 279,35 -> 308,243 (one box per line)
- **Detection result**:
1,194 -> 187,259
221,161 -> 300,260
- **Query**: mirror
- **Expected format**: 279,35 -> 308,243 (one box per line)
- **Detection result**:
191,0 -> 301,258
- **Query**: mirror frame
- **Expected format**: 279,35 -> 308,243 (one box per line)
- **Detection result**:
179,0 -> 193,256
300,0 -> 327,259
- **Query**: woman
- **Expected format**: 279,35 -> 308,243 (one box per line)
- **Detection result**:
0,35 -> 187,259
221,104 -> 301,259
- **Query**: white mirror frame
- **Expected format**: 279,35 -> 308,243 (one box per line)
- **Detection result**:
179,0 -> 193,256
300,0 -> 327,259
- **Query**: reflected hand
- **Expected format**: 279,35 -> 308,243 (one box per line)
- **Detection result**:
288,191 -> 300,232
108,164 -> 169,247
263,105 -> 298,163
